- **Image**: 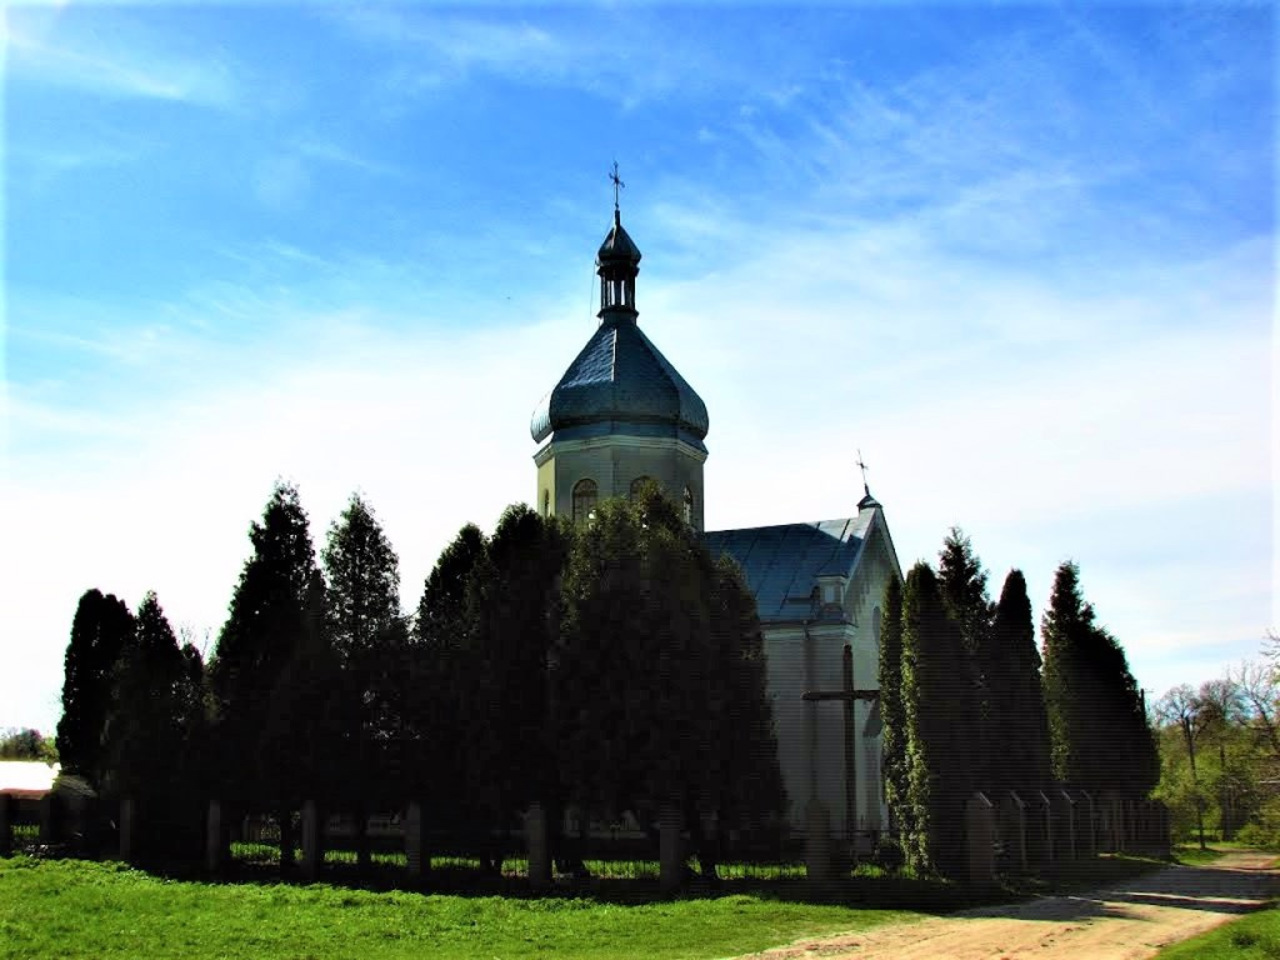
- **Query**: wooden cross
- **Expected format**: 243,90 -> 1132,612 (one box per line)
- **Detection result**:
802,645 -> 880,852
609,161 -> 625,210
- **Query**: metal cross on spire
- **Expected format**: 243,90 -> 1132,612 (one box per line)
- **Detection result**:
609,160 -> 625,211
856,449 -> 871,497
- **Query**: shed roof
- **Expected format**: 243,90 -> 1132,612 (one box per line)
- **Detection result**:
705,512 -> 874,623
0,760 -> 60,799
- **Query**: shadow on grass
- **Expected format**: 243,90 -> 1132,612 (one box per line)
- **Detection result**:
14,835 -> 1204,916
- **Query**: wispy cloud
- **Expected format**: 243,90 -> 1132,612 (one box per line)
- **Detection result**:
7,16 -> 238,108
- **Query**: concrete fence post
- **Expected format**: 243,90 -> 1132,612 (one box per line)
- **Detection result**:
405,801 -> 429,882
1032,790 -> 1054,866
206,799 -> 227,875
300,800 -> 321,883
119,795 -> 136,862
966,792 -> 996,890
0,794 -> 12,856
38,792 -> 56,844
526,803 -> 551,890
1075,791 -> 1096,858
659,803 -> 683,894
1052,789 -> 1076,862
805,798 -> 833,891
1002,791 -> 1027,872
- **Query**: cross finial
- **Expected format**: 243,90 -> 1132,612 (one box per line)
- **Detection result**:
609,160 -> 625,212
856,449 -> 871,497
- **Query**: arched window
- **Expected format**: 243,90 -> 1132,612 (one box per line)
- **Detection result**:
542,489 -> 550,517
683,486 -> 694,525
572,479 -> 598,524
629,476 -> 654,499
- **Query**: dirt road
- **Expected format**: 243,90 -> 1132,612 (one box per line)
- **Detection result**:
743,850 -> 1279,960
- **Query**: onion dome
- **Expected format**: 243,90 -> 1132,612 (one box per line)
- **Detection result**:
530,210 -> 709,450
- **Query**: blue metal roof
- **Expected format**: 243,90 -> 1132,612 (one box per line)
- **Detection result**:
530,317 -> 709,448
705,514 -> 874,623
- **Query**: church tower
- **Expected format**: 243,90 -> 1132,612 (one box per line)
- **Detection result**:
530,197 -> 709,529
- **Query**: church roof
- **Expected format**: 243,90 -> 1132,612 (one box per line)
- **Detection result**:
530,310 -> 709,447
705,512 -> 875,623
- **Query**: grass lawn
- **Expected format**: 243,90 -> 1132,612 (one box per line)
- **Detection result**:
1153,904 -> 1280,959
1171,844 -> 1229,867
0,856 -> 921,960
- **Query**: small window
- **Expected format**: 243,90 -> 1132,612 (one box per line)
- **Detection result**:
572,479 -> 598,524
629,476 -> 654,499
542,490 -> 550,517
682,486 -> 694,524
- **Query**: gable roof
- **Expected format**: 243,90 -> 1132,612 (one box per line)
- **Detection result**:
705,511 -> 876,623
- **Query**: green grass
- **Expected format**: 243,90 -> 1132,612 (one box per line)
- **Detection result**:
1172,844 -> 1229,867
1153,904 -> 1280,959
0,855 -> 920,960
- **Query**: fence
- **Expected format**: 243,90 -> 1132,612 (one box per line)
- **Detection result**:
1,788 -> 1169,894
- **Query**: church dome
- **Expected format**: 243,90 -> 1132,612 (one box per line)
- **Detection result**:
597,213 -> 642,266
531,208 -> 708,449
530,320 -> 709,447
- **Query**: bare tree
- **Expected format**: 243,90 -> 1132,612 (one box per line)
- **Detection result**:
1232,660 -> 1280,759
1156,684 -> 1212,849
1197,678 -> 1246,838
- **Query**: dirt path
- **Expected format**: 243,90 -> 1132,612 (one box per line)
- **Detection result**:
742,851 -> 1279,960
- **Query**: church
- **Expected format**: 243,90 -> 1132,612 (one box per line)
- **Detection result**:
530,196 -> 903,845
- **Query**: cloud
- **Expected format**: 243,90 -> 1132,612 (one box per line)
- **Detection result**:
7,12 -> 238,108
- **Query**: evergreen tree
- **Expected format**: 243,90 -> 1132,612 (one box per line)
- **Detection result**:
322,493 -> 401,667
878,576 -> 910,838
703,552 -> 786,866
901,561 -> 971,877
989,570 -> 1053,797
407,524 -> 488,830
558,488 -> 783,865
209,482 -> 326,854
321,493 -> 402,865
1041,561 -> 1158,797
56,589 -> 134,787
464,504 -> 571,862
937,528 -> 992,795
257,574 -> 346,823
102,592 -> 204,856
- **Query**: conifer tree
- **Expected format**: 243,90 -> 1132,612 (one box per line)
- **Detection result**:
103,591 -> 204,855
901,561 -> 971,877
937,528 -> 993,795
704,552 -> 785,864
408,524 -> 488,830
322,493 -> 402,866
1041,561 -> 1158,797
878,576 -> 910,838
209,482 -> 326,858
56,589 -> 135,787
990,570 -> 1053,797
323,493 -> 401,667
558,488 -> 783,865
466,504 -> 570,847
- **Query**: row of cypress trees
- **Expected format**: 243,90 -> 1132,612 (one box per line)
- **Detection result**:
879,530 -> 1158,877
55,481 -> 785,868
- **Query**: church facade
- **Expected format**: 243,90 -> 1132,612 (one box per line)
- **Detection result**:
531,204 -> 902,842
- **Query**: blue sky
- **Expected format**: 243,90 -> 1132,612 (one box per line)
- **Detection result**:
1,2 -> 1274,733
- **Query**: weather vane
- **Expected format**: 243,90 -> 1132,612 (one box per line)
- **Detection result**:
856,449 -> 871,497
609,160 -> 625,211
